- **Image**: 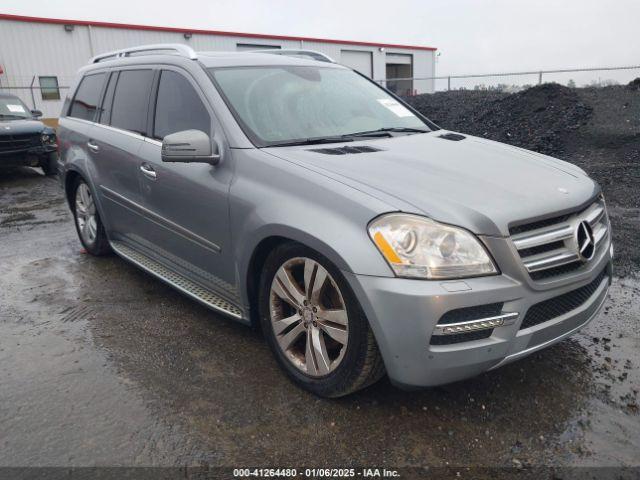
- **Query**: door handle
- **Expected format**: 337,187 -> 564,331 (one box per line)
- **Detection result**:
140,163 -> 157,180
87,140 -> 100,153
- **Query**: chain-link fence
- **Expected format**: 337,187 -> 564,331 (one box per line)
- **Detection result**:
379,65 -> 640,95
2,65 -> 640,121
0,75 -> 73,120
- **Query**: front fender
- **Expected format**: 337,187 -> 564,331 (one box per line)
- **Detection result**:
230,149 -> 397,308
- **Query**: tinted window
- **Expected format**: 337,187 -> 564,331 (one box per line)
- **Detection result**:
68,73 -> 106,121
110,70 -> 154,135
98,72 -> 117,126
153,71 -> 210,140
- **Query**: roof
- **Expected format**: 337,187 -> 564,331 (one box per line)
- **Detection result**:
0,13 -> 437,52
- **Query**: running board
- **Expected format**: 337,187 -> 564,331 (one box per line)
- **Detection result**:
110,240 -> 244,320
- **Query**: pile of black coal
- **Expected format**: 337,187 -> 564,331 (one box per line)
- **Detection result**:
405,83 -> 593,156
627,77 -> 640,91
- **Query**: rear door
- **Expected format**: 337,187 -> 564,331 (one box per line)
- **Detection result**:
136,68 -> 237,299
90,68 -> 155,242
60,72 -> 107,194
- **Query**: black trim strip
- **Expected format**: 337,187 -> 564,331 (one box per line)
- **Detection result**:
99,185 -> 221,254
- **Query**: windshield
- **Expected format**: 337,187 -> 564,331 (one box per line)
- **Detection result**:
0,96 -> 31,120
210,66 -> 432,147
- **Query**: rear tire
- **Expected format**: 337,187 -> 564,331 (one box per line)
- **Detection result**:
41,152 -> 58,176
259,242 -> 385,397
71,177 -> 111,256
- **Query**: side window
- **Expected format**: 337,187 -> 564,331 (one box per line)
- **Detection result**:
98,72 -> 118,126
68,73 -> 106,121
39,76 -> 61,101
153,70 -> 211,140
110,69 -> 154,135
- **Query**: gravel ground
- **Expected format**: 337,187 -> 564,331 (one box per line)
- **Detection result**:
0,165 -> 638,475
405,81 -> 640,277
1,84 -> 639,474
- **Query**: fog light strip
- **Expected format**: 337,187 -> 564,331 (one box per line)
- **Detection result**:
433,312 -> 519,336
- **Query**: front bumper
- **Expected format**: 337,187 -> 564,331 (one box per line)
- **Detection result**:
345,236 -> 613,389
0,145 -> 56,167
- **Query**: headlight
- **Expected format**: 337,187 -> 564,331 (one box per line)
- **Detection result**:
368,213 -> 498,279
41,133 -> 56,145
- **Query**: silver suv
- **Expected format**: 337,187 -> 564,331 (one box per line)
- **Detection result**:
58,44 -> 613,397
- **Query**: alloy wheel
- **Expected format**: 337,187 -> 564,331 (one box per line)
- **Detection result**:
75,183 -> 98,246
269,257 -> 349,377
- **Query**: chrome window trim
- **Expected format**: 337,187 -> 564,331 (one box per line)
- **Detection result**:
144,137 -> 162,147
60,116 -> 95,127
92,121 -> 145,140
62,116 -> 149,142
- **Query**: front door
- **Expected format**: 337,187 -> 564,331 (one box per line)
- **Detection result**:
136,68 -> 237,302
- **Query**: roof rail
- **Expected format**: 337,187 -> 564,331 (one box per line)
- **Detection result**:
252,49 -> 335,63
91,44 -> 198,64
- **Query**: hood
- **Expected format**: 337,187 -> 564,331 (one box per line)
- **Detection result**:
0,119 -> 48,135
265,131 -> 599,236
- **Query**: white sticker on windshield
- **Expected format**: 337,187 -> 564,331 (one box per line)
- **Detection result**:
377,99 -> 414,118
7,104 -> 26,113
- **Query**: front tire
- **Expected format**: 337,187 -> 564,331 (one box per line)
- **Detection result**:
259,243 -> 385,397
41,152 -> 58,176
71,178 -> 111,256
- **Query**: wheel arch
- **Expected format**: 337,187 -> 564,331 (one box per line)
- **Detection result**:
63,168 -> 82,209
62,166 -> 111,237
242,228 -> 355,327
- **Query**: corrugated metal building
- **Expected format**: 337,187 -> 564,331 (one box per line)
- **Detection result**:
0,13 -> 437,120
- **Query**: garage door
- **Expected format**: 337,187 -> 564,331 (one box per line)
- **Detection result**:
340,50 -> 373,78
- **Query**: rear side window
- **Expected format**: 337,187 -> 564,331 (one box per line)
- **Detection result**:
153,70 -> 211,140
68,73 -> 106,121
110,69 -> 154,135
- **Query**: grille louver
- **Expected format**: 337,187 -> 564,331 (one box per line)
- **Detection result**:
0,133 -> 39,152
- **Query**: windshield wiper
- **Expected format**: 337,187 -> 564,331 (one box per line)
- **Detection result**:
264,127 -> 430,147
266,136 -> 355,147
344,127 -> 430,137
0,114 -> 26,120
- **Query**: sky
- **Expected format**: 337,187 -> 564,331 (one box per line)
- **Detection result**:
2,0 -> 640,86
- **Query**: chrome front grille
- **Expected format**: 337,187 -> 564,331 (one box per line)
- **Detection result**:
510,197 -> 609,280
0,133 -> 39,152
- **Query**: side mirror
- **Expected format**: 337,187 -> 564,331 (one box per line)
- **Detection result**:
161,129 -> 220,165
31,109 -> 43,118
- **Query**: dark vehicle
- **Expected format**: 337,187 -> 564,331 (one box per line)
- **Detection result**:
0,93 -> 58,175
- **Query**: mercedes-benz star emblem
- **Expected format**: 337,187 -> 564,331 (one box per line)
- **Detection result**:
576,221 -> 595,261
